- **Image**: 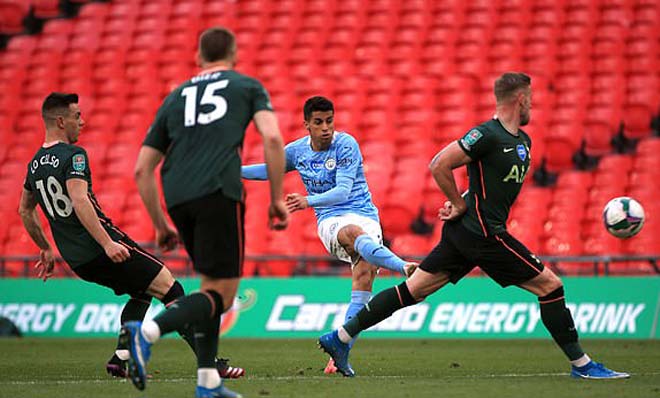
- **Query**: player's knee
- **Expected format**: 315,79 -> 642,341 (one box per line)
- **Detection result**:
148,267 -> 176,298
337,224 -> 366,249
537,269 -> 563,297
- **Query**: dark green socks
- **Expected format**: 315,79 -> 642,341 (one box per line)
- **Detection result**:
539,286 -> 584,361
344,282 -> 417,337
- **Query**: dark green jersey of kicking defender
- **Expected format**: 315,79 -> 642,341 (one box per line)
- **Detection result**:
143,69 -> 273,209
457,118 -> 532,236
23,143 -> 123,267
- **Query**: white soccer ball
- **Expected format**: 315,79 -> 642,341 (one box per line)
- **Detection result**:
602,197 -> 645,239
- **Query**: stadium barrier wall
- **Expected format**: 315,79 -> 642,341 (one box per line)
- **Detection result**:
0,277 -> 658,339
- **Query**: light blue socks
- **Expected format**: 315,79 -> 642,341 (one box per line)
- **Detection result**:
345,290 -> 371,348
354,234 -> 406,274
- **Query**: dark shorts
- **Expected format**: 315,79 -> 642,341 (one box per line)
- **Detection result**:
419,220 -> 544,287
74,237 -> 164,296
168,190 -> 245,278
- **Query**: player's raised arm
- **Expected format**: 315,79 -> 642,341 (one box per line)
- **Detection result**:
253,109 -> 288,230
18,188 -> 55,280
66,179 -> 130,263
242,144 -> 296,181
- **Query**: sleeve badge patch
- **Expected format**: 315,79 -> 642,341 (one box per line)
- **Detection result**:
73,154 -> 86,172
460,129 -> 483,150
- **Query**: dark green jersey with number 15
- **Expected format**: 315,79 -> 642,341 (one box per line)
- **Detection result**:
143,68 -> 273,209
24,143 -> 123,267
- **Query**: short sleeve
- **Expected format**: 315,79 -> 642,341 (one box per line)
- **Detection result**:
142,99 -> 171,152
251,81 -> 274,115
457,128 -> 495,160
23,173 -> 32,191
65,150 -> 91,182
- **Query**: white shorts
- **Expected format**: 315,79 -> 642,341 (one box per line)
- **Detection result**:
317,213 -> 383,264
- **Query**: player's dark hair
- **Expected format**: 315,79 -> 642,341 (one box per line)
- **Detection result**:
199,27 -> 236,63
303,96 -> 334,121
41,92 -> 79,120
494,72 -> 531,103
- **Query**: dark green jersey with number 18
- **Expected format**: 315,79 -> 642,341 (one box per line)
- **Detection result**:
24,143 -> 123,267
457,118 -> 532,236
143,69 -> 274,209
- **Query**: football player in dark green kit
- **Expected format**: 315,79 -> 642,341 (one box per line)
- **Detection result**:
124,27 -> 288,398
18,93 -> 248,380
319,73 -> 630,380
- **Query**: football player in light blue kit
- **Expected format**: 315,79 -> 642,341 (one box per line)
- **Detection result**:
242,96 -> 416,374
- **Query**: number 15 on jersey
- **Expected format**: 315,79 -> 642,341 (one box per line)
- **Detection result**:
181,80 -> 229,127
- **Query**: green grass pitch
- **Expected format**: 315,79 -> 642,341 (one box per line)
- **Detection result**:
0,338 -> 658,398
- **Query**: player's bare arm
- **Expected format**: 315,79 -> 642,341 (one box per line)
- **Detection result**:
134,146 -> 179,251
253,109 -> 289,230
66,179 -> 130,263
429,141 -> 472,220
18,188 -> 56,281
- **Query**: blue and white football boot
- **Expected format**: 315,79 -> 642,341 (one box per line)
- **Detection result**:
318,330 -> 355,377
120,321 -> 152,390
571,361 -> 630,379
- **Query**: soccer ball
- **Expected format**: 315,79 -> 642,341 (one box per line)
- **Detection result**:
602,197 -> 645,239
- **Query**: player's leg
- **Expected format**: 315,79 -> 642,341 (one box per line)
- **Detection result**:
108,293 -> 152,377
347,259 -> 376,347
71,253 -> 157,380
481,231 -> 629,379
336,220 -> 416,276
128,192 -> 244,396
519,267 -> 630,379
320,221 -> 470,377
324,258 -> 376,374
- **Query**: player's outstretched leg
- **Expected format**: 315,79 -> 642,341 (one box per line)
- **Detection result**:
120,321 -> 152,391
353,234 -> 415,276
534,282 -> 630,380
318,330 -> 354,377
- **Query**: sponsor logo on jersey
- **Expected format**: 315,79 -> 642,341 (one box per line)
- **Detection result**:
310,160 -> 324,170
324,158 -> 336,170
516,144 -> 527,161
73,154 -> 86,172
460,129 -> 483,150
337,158 -> 353,167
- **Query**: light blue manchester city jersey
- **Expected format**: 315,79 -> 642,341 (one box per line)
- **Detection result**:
285,132 -> 379,224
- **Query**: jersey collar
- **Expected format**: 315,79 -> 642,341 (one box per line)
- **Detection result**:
306,131 -> 339,151
42,140 -> 64,148
197,65 -> 231,76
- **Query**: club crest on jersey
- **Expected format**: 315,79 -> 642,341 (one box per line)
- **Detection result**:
516,144 -> 526,161
324,158 -> 336,170
72,154 -> 86,172
461,129 -> 482,150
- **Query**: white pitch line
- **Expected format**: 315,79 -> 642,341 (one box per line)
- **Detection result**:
2,372 -> 659,385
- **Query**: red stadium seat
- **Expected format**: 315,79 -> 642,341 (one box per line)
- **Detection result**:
390,234 -> 431,258
33,0 -> 61,19
0,1 -> 29,34
543,123 -> 582,171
